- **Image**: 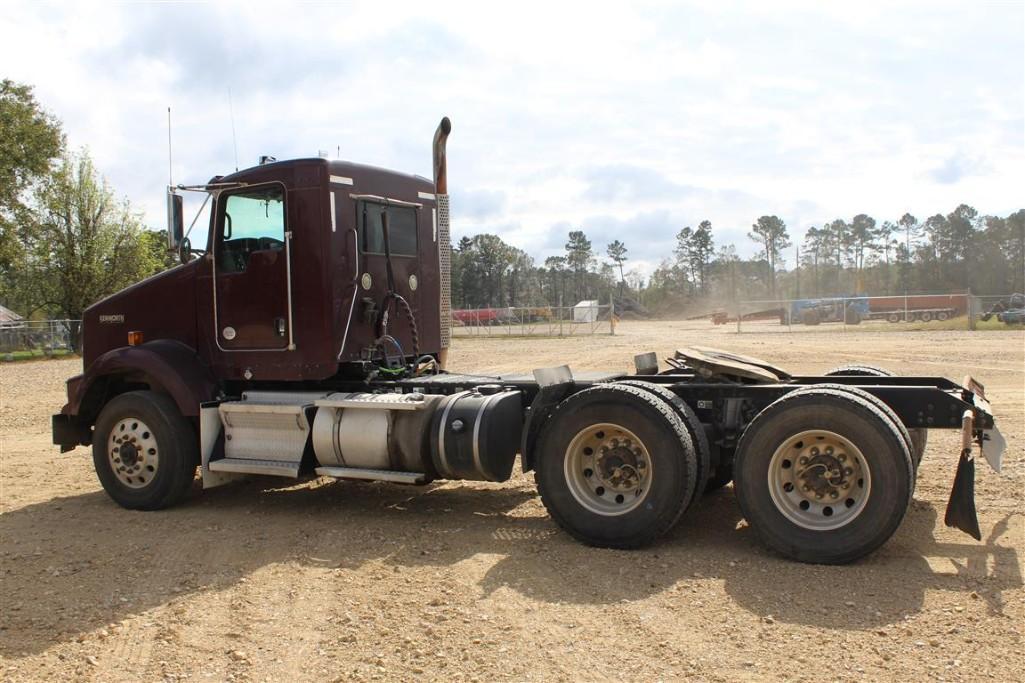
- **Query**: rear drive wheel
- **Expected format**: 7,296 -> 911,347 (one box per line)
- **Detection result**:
535,384 -> 698,548
734,389 -> 913,564
936,310 -> 950,321
919,311 -> 933,323
92,390 -> 198,510
614,380 -> 710,508
824,365 -> 927,466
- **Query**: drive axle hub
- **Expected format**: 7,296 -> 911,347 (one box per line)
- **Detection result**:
564,423 -> 652,516
767,430 -> 871,530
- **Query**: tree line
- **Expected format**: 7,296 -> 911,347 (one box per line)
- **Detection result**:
452,208 -> 1023,312
0,80 -> 175,323
3,79 -> 1022,323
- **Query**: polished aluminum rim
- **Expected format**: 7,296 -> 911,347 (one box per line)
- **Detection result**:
564,423 -> 652,516
767,429 -> 871,530
108,417 -> 159,488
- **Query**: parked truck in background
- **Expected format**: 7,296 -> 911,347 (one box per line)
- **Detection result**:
790,297 -> 870,325
791,294 -> 966,325
51,118 -> 1004,565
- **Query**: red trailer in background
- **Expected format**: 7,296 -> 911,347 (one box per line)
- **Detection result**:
866,294 -> 968,322
452,308 -> 500,325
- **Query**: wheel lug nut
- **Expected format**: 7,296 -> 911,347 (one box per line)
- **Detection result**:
838,454 -> 846,462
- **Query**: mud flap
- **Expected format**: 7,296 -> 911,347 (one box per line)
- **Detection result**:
944,409 -> 981,540
944,450 -> 981,540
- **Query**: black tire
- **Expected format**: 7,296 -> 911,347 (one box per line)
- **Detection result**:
786,384 -> 919,499
801,310 -> 820,326
845,306 -> 862,324
615,380 -> 711,508
936,311 -> 950,321
733,388 -> 914,564
534,384 -> 698,549
887,312 -> 901,323
919,311 -> 933,323
92,390 -> 198,510
824,366 -> 928,466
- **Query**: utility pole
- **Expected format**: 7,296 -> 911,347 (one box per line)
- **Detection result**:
795,244 -> 801,299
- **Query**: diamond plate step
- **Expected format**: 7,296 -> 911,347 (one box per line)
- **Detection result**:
208,458 -> 300,478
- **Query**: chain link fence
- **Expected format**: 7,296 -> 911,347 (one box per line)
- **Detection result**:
713,293 -> 1023,334
451,304 -> 616,337
0,320 -> 82,361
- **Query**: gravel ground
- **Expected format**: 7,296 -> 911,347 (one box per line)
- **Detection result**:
1,321 -> 1022,682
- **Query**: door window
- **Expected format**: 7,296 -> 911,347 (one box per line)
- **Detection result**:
219,186 -> 286,273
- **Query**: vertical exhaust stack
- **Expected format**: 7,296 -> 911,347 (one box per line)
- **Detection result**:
433,117 -> 452,368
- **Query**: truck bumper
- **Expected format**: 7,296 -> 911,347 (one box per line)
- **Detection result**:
52,413 -> 90,453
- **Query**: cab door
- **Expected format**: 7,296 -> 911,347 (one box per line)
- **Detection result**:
214,184 -> 291,350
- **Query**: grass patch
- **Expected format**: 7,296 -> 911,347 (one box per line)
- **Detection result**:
0,348 -> 76,362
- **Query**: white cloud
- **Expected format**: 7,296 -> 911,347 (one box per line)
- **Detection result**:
2,0 -> 1021,275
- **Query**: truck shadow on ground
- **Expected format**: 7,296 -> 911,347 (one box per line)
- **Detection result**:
1,478 -> 1020,657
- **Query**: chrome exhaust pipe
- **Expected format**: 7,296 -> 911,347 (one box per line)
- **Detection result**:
433,117 -> 452,367
433,116 -> 451,193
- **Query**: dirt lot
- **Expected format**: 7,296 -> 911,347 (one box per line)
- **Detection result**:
1,321 -> 1022,682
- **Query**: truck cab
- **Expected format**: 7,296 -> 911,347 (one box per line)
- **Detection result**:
55,149 -> 453,446
83,158 -> 442,381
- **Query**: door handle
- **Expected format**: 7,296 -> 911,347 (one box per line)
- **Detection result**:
274,317 -> 286,337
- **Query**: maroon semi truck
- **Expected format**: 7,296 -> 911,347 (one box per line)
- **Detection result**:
52,119 -> 1004,564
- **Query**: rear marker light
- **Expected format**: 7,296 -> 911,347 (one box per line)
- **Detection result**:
128,331 -> 144,346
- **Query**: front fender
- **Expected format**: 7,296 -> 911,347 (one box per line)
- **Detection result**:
63,339 -> 218,421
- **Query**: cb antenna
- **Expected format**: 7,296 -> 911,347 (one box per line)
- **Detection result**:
167,107 -> 173,186
228,87 -> 239,172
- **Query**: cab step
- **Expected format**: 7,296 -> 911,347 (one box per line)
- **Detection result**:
208,458 -> 301,478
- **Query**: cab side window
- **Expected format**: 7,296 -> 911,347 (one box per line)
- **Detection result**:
361,201 -> 417,257
219,186 -> 285,273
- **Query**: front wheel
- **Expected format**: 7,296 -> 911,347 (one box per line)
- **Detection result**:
92,390 -> 198,510
734,389 -> 914,564
535,384 -> 698,548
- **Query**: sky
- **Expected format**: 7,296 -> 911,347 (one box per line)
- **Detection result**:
2,1 -> 1022,278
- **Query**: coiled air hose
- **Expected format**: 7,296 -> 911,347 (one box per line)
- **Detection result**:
374,208 -> 420,363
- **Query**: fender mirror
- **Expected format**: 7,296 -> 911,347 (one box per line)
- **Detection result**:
166,189 -> 184,251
